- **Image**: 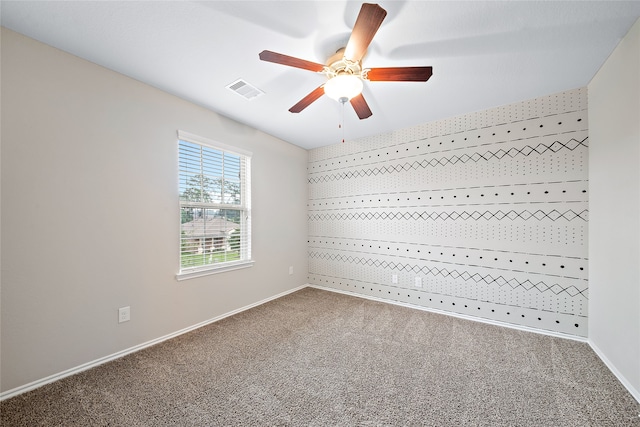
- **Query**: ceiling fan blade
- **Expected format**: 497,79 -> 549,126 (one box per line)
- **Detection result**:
366,66 -> 433,82
259,50 -> 325,72
289,85 -> 325,113
343,3 -> 387,63
350,93 -> 373,119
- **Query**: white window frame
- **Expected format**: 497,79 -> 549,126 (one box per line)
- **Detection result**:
176,130 -> 253,280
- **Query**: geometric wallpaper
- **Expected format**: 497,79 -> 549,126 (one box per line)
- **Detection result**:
308,88 -> 588,337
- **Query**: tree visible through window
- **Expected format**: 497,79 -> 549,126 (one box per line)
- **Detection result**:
177,131 -> 252,277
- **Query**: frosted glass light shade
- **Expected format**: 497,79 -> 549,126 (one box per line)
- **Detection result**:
324,74 -> 363,102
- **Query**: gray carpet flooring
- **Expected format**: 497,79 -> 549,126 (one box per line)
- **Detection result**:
2,287 -> 639,426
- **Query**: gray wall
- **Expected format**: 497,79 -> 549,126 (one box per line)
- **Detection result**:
588,17 -> 640,401
308,89 -> 589,337
1,28 -> 309,393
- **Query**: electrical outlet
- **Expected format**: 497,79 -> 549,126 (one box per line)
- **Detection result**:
415,277 -> 423,288
118,306 -> 130,323
392,274 -> 398,284
289,266 -> 294,275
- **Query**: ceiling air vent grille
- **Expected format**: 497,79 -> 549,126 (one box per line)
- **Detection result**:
226,79 -> 264,100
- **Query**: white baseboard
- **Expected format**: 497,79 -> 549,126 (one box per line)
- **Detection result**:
318,285 -> 640,405
589,339 -> 640,404
312,285 -> 640,405
8,283 -> 637,408
309,284 -> 588,343
0,284 -> 307,402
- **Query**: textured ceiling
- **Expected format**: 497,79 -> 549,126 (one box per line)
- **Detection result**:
2,1 -> 640,150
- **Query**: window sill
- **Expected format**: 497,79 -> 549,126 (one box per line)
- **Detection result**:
176,260 -> 254,281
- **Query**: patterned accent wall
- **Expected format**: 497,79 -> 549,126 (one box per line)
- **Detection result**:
307,88 -> 588,337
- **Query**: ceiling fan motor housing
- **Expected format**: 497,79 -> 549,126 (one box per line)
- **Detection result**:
324,47 -> 363,79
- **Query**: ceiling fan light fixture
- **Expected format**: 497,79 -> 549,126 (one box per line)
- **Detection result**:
324,74 -> 363,102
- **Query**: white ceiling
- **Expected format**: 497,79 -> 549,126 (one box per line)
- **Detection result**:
2,1 -> 640,150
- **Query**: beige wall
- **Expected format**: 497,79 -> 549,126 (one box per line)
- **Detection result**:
0,28 -> 308,393
588,17 -> 640,401
4,15 -> 640,402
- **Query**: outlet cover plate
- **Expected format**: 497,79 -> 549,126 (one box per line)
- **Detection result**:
118,306 -> 130,323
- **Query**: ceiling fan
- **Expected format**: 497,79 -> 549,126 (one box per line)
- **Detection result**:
259,3 -> 433,119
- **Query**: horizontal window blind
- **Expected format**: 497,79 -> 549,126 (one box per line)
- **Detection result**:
177,131 -> 251,275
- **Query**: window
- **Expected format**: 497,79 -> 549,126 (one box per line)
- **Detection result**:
177,130 -> 252,279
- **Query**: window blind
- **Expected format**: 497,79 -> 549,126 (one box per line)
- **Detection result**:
177,131 -> 252,277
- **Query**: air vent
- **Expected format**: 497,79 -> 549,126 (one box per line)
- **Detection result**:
226,79 -> 264,100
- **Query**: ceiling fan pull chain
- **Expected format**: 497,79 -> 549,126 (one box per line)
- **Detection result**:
340,97 -> 347,143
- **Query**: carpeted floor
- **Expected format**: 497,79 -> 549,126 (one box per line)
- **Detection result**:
2,287 -> 639,426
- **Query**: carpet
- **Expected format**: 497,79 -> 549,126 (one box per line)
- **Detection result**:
2,287 -> 639,426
